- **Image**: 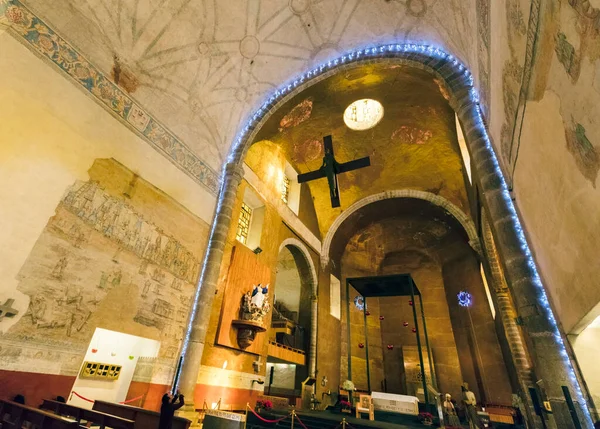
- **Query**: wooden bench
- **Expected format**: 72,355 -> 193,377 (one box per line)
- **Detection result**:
40,399 -> 135,429
0,400 -> 79,429
93,400 -> 191,429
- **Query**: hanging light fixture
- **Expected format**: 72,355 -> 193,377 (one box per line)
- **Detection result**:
343,99 -> 384,131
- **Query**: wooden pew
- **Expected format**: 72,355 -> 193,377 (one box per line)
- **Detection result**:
93,400 -> 191,429
0,400 -> 79,429
40,399 -> 134,429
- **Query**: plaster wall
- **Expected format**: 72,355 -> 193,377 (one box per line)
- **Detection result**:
488,0 -> 600,335
9,0 -> 479,176
0,32 -> 214,402
570,320 -> 600,408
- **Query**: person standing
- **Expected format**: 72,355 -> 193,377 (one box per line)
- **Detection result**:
462,383 -> 480,429
158,392 -> 185,429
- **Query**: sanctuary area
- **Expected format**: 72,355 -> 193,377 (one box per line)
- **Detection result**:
2,1 -> 600,428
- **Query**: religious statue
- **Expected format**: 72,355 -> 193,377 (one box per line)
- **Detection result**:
232,284 -> 271,349
443,393 -> 461,426
461,383 -> 480,429
241,284 -> 270,323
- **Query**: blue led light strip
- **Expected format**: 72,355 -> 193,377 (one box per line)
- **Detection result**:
177,43 -> 592,426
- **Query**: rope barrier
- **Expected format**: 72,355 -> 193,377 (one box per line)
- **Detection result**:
71,391 -> 94,403
120,395 -> 144,404
344,421 -> 359,429
294,413 -> 309,429
71,391 -> 144,405
247,407 -> 290,424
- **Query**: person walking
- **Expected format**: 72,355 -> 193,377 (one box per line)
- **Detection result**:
158,392 -> 185,429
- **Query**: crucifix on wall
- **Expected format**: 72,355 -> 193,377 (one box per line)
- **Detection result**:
297,135 -> 371,208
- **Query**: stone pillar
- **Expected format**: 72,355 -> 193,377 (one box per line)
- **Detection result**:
177,163 -> 244,409
309,295 -> 318,378
455,98 -> 593,428
482,215 -> 541,428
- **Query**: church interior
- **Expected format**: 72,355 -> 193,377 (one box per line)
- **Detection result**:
2,1 -> 600,428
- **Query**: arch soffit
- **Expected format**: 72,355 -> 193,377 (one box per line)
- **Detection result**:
320,190 -> 480,268
279,237 -> 318,295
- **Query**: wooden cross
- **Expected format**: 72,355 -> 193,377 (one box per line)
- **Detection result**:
0,298 -> 18,321
297,135 -> 371,208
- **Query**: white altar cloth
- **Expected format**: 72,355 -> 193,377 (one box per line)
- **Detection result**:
371,392 -> 419,415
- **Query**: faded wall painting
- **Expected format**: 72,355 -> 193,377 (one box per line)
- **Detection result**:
476,0 -> 491,119
499,0 -> 531,166
0,158 -> 208,378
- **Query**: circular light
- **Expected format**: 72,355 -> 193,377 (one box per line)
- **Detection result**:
343,99 -> 384,131
457,291 -> 473,307
354,295 -> 366,311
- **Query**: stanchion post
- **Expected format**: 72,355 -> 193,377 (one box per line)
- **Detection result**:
342,417 -> 346,428
291,409 -> 295,429
244,403 -> 249,429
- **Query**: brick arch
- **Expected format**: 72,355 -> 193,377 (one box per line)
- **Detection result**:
320,190 -> 481,268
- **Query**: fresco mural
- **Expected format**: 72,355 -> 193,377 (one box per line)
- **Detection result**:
476,0 -> 491,119
555,0 -> 600,185
499,0 -> 531,168
0,159 -> 206,379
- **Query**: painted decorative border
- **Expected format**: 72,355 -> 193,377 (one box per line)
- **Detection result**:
506,0 -> 542,182
0,0 -> 219,196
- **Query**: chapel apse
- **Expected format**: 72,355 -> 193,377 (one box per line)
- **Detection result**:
0,158 -> 208,380
250,64 -> 470,239
336,199 -> 512,404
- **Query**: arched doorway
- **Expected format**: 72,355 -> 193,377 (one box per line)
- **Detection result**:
330,197 -> 511,406
267,242 -> 317,402
177,44 -> 593,428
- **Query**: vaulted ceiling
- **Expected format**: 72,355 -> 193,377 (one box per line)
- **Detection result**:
248,63 -> 471,237
19,0 -> 477,174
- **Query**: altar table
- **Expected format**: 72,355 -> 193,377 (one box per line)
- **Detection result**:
370,392 -> 419,415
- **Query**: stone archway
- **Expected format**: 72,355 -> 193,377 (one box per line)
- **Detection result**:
278,238 -> 318,378
320,190 -> 481,268
177,43 -> 593,428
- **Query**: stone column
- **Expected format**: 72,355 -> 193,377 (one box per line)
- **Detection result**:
309,295 -> 318,378
455,97 -> 593,428
177,162 -> 244,409
482,215 -> 541,428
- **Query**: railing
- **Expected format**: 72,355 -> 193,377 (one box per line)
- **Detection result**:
267,341 -> 306,365
426,384 -> 445,429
